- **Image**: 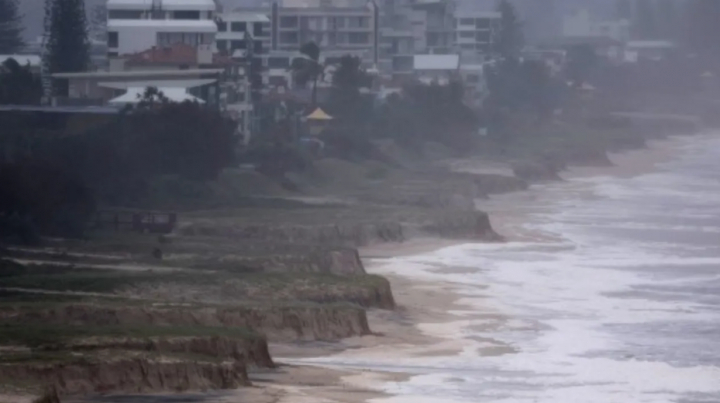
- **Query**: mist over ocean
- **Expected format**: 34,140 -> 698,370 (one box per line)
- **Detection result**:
297,133 -> 720,403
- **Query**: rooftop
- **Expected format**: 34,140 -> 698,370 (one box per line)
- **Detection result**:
413,54 -> 460,70
107,20 -> 217,32
107,0 -> 217,11
52,68 -> 224,79
280,0 -> 367,7
219,12 -> 270,23
626,40 -> 675,49
454,11 -> 501,18
0,105 -> 121,114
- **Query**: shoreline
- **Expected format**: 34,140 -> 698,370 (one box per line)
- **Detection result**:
272,130 -> 710,403
1,124 -> 710,403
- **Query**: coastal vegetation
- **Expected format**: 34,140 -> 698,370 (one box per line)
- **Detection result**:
0,0 -> 717,400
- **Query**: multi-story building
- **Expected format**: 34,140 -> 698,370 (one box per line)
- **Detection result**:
242,0 -> 380,67
106,0 -> 219,56
414,0 -> 455,55
454,11 -> 500,61
376,0 -> 458,76
215,12 -> 270,57
562,9 -> 630,43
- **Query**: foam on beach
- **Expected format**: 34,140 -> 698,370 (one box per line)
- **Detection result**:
288,133 -> 720,403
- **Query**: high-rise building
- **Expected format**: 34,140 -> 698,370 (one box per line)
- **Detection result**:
238,0 -> 379,67
106,0 -> 219,56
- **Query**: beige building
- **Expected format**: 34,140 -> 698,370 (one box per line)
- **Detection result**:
242,0 -> 380,67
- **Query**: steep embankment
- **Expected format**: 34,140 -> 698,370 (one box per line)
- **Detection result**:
0,356 -> 250,396
0,321 -> 273,397
1,303 -> 372,341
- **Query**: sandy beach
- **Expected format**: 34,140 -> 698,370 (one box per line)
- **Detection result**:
263,132 -> 708,403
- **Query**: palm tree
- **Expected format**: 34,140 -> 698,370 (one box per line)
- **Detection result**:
0,58 -> 42,105
291,41 -> 323,107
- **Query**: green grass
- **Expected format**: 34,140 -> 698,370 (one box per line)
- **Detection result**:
0,323 -> 261,348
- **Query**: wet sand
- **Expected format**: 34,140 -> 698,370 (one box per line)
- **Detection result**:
268,133 -> 704,403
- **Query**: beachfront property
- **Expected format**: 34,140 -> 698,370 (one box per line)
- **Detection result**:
215,12 -> 270,58
106,0 -> 220,56
562,8 -> 630,43
237,0 -> 380,68
49,69 -> 224,107
377,0 -> 456,74
454,10 -> 500,62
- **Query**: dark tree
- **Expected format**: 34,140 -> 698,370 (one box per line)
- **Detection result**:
291,41 -> 323,106
332,55 -> 372,92
633,0 -> 658,39
0,0 -> 24,53
494,0 -> 524,59
0,58 -> 43,105
43,0 -> 90,95
123,87 -> 237,181
89,3 -> 107,42
566,44 -> 599,86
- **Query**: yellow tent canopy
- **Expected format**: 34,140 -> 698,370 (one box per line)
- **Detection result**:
306,107 -> 333,120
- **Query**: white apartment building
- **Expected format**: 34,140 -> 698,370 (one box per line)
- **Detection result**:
455,11 -> 500,61
376,0 -> 457,75
107,0 -> 219,56
215,12 -> 270,57
562,9 -> 630,42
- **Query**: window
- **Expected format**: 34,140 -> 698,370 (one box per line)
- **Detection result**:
348,17 -> 369,29
459,18 -> 474,25
348,32 -> 369,44
306,17 -> 323,30
336,32 -> 348,44
331,17 -> 345,28
107,51 -> 118,58
279,16 -> 297,28
217,21 -> 227,32
231,22 -> 247,32
466,74 -> 480,83
157,32 -> 205,47
268,57 -> 290,68
459,31 -> 474,39
230,40 -> 246,50
108,31 -> 118,47
475,19 -> 491,29
253,23 -> 263,37
476,31 -> 491,42
279,32 -> 298,43
254,40 -> 262,54
108,10 -> 143,19
216,40 -> 228,51
174,10 -> 200,20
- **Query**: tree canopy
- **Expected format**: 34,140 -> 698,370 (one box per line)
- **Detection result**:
0,58 -> 42,105
291,41 -> 323,106
494,0 -> 524,59
0,0 -> 24,54
43,0 -> 90,95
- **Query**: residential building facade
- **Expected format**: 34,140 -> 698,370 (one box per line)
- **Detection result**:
242,0 -> 380,67
562,9 -> 630,42
106,0 -> 219,56
454,11 -> 500,61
